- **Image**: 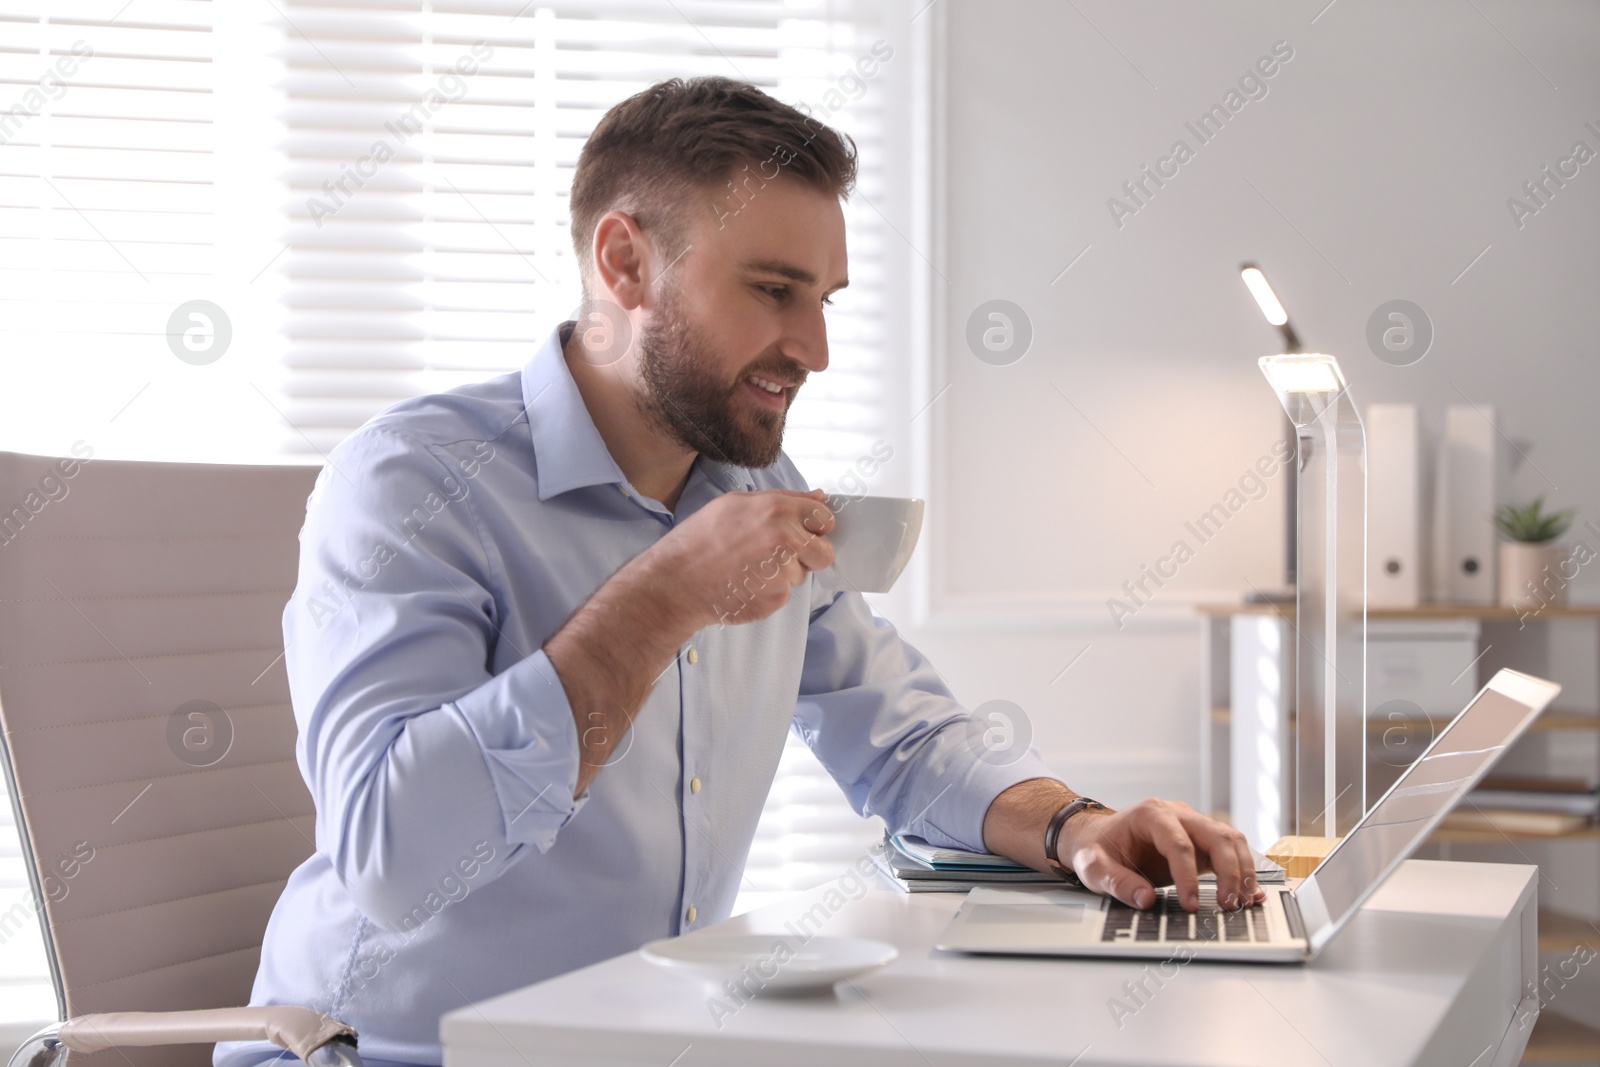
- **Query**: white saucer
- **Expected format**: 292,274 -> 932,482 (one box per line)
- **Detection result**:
640,934 -> 898,993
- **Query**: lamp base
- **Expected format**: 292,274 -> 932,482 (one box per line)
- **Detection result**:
1266,835 -> 1339,879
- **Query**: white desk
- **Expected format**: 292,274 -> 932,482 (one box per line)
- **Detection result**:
442,859 -> 1540,1067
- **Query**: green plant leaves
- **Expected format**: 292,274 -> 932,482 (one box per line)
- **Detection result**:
1493,496 -> 1576,544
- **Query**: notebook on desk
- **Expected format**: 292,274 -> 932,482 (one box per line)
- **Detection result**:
935,668 -> 1561,963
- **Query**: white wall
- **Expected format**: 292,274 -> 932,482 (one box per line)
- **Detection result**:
866,0 -> 1600,808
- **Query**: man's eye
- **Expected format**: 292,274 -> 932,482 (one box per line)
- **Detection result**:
759,285 -> 787,300
822,295 -> 835,307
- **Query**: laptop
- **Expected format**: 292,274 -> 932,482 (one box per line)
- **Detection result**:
935,667 -> 1561,963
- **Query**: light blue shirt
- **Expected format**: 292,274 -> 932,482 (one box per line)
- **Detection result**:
218,322 -> 1054,1067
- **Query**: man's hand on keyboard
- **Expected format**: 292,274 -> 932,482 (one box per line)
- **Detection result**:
1058,798 -> 1265,913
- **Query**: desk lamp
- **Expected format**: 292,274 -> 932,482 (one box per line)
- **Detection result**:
1241,264 -> 1299,592
1243,266 -> 1368,839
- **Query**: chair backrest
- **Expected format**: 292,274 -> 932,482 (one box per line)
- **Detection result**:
0,451 -> 321,1066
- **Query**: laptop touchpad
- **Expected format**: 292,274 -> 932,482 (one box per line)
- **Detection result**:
963,887 -> 1095,924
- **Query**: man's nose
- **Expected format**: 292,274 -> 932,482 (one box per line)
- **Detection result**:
785,305 -> 830,374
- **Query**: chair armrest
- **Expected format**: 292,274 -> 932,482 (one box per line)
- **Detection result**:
7,1008 -> 361,1066
7,1025 -> 63,1067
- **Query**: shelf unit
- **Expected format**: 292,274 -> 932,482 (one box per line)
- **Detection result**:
1197,601 -> 1600,828
1198,602 -> 1600,1063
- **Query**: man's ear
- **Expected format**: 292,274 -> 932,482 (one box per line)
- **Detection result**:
590,209 -> 656,311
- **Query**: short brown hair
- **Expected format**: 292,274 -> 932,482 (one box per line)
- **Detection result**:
569,77 -> 857,290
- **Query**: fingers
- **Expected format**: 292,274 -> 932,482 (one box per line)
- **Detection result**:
1235,833 -> 1265,905
698,490 -> 838,623
1069,801 -> 1261,913
1173,806 -> 1258,910
770,495 -> 834,583
772,494 -> 834,570
1064,822 -> 1156,911
1091,858 -> 1157,911
1204,825 -> 1247,910
759,489 -> 834,537
1147,810 -> 1201,912
791,532 -> 834,575
798,501 -> 835,537
771,489 -> 835,533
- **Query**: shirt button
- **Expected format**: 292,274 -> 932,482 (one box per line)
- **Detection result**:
686,648 -> 699,665
686,905 -> 697,923
690,776 -> 702,794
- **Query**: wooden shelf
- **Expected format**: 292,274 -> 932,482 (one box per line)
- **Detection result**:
1428,823 -> 1600,845
1371,605 -> 1600,621
1196,602 -> 1600,620
1480,775 -> 1600,794
1538,909 -> 1600,953
1534,711 -> 1600,731
1204,706 -> 1597,731
1522,1009 -> 1600,1063
1367,710 -> 1600,734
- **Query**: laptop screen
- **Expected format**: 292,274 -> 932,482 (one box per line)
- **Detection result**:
1298,670 -> 1560,952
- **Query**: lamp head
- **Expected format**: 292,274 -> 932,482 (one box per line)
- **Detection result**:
1240,262 -> 1302,353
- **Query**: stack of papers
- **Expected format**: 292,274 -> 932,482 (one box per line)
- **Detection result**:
869,833 -> 1061,893
868,832 -> 1288,894
888,834 -> 1041,872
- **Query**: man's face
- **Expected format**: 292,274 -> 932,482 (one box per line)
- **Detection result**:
633,174 -> 848,469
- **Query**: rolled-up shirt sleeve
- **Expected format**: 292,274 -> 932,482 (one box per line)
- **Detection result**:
284,427 -> 587,931
794,575 -> 1058,854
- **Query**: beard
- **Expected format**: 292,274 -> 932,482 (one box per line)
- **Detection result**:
634,286 -> 806,469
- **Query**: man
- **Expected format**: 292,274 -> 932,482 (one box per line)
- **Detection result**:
219,76 -> 1260,1067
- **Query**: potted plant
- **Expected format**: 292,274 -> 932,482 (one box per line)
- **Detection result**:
1493,497 -> 1577,609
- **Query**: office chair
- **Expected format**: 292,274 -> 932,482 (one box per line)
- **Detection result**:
0,451 -> 362,1067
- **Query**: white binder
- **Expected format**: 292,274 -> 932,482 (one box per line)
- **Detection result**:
1366,403 -> 1420,608
1432,404 -> 1499,604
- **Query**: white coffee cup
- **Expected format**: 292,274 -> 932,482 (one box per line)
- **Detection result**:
823,495 -> 925,594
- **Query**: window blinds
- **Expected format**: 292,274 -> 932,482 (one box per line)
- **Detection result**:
0,0 -> 283,462
275,0 -> 890,486
0,2 -> 215,458
0,3 -> 208,371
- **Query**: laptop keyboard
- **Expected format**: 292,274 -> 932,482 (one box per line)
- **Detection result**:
1100,889 -> 1270,944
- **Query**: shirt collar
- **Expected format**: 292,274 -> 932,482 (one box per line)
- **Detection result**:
698,455 -> 757,494
521,321 -> 756,502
